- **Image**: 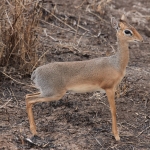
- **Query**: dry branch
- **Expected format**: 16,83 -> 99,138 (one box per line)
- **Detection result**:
0,0 -> 43,75
0,98 -> 12,109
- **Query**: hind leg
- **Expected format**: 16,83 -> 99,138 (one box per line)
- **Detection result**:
25,91 -> 66,135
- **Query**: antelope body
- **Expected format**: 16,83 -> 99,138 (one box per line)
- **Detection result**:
25,15 -> 143,141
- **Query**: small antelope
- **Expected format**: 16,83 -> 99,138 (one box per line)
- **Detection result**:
25,15 -> 143,141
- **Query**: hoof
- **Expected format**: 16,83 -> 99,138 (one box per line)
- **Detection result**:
26,135 -> 50,147
31,135 -> 41,142
115,135 -> 120,141
26,135 -> 41,146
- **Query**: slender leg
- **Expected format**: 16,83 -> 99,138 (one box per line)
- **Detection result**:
106,88 -> 120,141
26,100 -> 37,135
25,92 -> 65,135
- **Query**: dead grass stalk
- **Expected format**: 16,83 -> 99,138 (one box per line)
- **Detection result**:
0,0 -> 43,75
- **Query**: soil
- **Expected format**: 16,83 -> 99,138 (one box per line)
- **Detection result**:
0,0 -> 150,149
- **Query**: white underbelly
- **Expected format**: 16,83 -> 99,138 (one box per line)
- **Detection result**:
68,84 -> 105,93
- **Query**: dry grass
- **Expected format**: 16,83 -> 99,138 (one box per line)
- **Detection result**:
0,0 -> 43,75
87,0 -> 112,14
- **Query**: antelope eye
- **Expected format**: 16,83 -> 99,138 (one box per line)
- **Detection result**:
124,29 -> 133,36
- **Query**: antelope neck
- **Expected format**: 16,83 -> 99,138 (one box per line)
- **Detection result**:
115,37 -> 129,72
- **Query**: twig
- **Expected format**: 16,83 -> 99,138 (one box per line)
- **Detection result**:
86,6 -> 109,24
90,93 -> 109,108
91,134 -> 102,147
137,126 -> 150,137
39,19 -> 76,34
6,38 -> 21,66
5,0 -> 14,8
19,128 -> 25,145
99,101 -> 109,109
43,142 -> 50,148
74,14 -> 81,42
92,31 -> 116,53
40,19 -> 90,37
72,46 -> 81,53
101,37 -> 116,53
77,31 -> 87,46
94,137 -> 102,147
123,121 -> 137,129
40,7 -> 90,33
0,98 -> 12,109
78,24 -> 90,32
5,10 -> 13,30
32,49 -> 49,71
1,71 -> 25,85
0,42 -> 6,47
10,88 -> 18,106
44,28 -> 58,42
1,71 -> 34,88
41,7 -> 76,31
110,145 -> 119,150
75,0 -> 86,9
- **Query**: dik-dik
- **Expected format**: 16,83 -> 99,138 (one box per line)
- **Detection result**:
25,15 -> 143,141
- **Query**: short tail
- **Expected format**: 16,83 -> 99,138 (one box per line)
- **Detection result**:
31,70 -> 36,82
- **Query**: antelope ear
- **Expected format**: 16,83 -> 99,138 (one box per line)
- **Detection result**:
111,17 -> 119,30
121,14 -> 127,22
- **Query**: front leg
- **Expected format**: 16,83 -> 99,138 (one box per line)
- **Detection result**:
106,88 -> 120,141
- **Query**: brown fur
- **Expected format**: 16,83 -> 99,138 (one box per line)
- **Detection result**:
25,15 -> 143,141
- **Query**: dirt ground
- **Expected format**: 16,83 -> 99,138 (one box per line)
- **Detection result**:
0,0 -> 150,149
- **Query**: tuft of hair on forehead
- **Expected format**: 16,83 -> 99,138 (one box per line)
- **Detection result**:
119,18 -> 132,29
121,14 -> 126,20
119,14 -> 129,25
119,19 -> 127,25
